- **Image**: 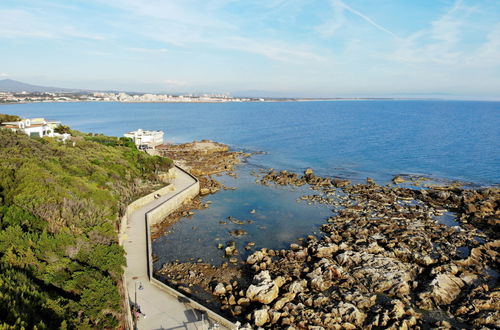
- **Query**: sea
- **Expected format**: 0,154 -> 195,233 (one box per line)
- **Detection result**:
3,100 -> 499,265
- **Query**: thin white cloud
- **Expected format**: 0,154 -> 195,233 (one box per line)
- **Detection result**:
0,8 -> 106,40
221,36 -> 327,63
325,0 -> 399,38
390,0 -> 470,65
315,0 -> 345,38
127,47 -> 169,54
0,73 -> 9,77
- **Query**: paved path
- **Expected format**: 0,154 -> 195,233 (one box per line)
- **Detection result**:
122,167 -> 211,329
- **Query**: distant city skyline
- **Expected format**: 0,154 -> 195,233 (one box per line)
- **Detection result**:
1,0 -> 499,98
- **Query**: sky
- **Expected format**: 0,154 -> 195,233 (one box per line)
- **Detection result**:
1,0 -> 500,98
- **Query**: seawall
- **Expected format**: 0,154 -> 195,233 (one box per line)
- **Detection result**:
120,165 -> 236,329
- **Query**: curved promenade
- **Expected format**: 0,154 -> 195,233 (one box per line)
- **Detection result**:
121,166 -> 235,329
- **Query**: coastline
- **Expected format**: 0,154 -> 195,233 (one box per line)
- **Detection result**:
152,142 -> 499,329
0,97 -> 467,106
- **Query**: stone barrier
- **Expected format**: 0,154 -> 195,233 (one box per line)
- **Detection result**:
144,166 -> 237,329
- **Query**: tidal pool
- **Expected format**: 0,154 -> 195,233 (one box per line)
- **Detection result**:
153,165 -> 332,268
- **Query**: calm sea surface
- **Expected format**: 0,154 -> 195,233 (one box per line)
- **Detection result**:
3,100 -> 499,264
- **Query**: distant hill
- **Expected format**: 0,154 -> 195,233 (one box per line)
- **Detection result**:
0,79 -> 87,93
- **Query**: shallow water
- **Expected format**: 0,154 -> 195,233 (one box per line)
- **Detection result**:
153,167 -> 332,267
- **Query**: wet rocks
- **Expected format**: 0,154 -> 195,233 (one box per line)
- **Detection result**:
156,165 -> 499,329
332,178 -> 351,188
229,229 -> 248,237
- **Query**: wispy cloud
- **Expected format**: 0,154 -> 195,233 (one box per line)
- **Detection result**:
0,73 -> 9,77
220,36 -> 327,63
317,0 -> 398,39
335,0 -> 398,38
127,47 -> 169,54
0,8 -> 106,40
390,0 -> 470,65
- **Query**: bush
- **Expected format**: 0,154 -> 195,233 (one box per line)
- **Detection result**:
0,124 -> 173,328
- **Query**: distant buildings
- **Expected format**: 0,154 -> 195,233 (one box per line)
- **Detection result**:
0,91 -> 263,104
124,129 -> 164,149
0,117 -> 71,141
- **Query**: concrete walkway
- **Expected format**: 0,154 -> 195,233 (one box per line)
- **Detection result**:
122,167 -> 211,329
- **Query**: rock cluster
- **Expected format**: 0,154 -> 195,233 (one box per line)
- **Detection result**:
158,166 -> 499,329
215,172 -> 498,328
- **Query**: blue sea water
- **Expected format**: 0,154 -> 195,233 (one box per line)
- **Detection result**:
3,100 -> 499,265
3,100 -> 499,185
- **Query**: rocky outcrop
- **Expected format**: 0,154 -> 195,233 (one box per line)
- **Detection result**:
157,166 -> 499,329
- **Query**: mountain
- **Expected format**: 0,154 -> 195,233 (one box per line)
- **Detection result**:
0,79 -> 86,93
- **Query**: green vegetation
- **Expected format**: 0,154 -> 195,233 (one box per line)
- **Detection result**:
54,124 -> 71,134
0,114 -> 21,122
0,124 -> 172,328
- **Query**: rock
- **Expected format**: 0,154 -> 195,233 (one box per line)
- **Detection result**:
275,276 -> 286,288
419,273 -> 464,307
313,243 -> 339,258
273,292 -> 296,310
331,302 -> 366,327
213,283 -> 226,295
230,229 -> 248,237
200,188 -> 210,195
237,297 -> 250,305
288,280 -> 307,294
269,310 -> 282,324
250,209 -> 256,214
392,175 -> 406,184
246,271 -> 280,304
336,251 -> 414,298
228,294 -> 236,305
225,245 -> 237,256
435,320 -> 452,329
253,308 -> 270,327
304,168 -> 314,177
247,251 -> 265,265
332,178 -> 351,188
178,286 -> 192,295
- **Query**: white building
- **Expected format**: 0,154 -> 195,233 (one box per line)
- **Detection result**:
124,129 -> 164,149
0,117 -> 71,141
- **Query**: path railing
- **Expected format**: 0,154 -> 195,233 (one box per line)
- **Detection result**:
144,165 -> 237,329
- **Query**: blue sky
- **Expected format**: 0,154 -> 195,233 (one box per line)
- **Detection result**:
1,0 -> 499,98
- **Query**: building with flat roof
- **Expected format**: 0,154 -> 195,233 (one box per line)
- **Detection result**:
1,117 -> 71,141
124,129 -> 164,149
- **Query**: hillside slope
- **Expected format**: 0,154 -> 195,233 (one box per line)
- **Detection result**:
0,127 -> 172,328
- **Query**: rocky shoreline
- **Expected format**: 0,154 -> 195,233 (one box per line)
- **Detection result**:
154,148 -> 499,329
151,140 -> 250,239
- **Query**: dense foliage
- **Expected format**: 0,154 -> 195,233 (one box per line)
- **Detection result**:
0,127 -> 172,328
0,114 -> 21,122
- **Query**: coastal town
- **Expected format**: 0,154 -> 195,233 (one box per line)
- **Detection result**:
0,91 -> 264,104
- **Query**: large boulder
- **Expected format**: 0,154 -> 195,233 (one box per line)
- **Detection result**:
213,283 -> 226,295
253,308 -> 270,327
419,273 -> 464,307
336,251 -> 415,297
246,271 -> 280,304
